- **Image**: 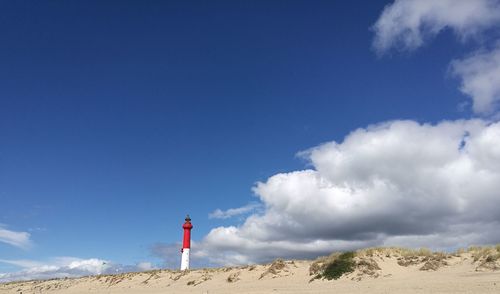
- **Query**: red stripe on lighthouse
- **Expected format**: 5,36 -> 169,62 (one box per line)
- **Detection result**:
182,215 -> 193,249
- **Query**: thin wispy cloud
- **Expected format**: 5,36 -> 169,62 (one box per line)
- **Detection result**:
209,203 -> 261,219
0,259 -> 43,268
0,224 -> 32,250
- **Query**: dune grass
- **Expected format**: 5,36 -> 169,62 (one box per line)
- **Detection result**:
310,252 -> 356,280
309,245 -> 500,278
322,252 -> 355,280
468,245 -> 500,263
357,247 -> 437,258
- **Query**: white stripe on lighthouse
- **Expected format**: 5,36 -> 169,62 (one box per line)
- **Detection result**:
180,248 -> 190,270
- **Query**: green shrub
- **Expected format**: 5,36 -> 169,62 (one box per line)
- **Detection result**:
321,252 -> 355,280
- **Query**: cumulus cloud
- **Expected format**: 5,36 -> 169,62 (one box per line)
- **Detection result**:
198,120 -> 500,265
451,44 -> 500,114
0,257 -> 157,283
209,203 -> 261,219
0,224 -> 32,249
372,0 -> 500,53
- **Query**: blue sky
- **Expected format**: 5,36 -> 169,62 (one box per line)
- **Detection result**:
2,0 -> 500,281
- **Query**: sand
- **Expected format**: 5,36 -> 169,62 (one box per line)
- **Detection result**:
1,250 -> 499,294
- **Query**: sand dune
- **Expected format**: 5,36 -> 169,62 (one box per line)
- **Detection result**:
1,247 -> 500,294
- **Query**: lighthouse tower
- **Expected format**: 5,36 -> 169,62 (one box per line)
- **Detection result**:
180,215 -> 193,270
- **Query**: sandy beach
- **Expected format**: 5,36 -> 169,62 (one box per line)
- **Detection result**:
1,248 -> 499,294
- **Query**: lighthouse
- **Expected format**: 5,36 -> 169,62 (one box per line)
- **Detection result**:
180,215 -> 193,270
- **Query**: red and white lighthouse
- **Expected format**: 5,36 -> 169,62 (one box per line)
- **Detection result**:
180,215 -> 193,270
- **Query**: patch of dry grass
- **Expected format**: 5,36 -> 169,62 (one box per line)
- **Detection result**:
259,259 -> 288,279
170,270 -> 189,281
141,271 -> 161,285
226,271 -> 241,283
467,244 -> 500,271
345,247 -> 451,271
397,250 -> 450,270
358,247 -> 434,259
355,258 -> 381,278
468,245 -> 500,262
186,274 -> 212,286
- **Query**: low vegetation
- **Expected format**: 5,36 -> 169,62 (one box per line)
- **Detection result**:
308,245 -> 500,280
467,245 -> 500,270
358,247 -> 434,259
226,271 -> 241,283
322,252 -> 356,280
310,252 -> 356,280
259,259 -> 289,279
468,245 -> 500,262
340,245 -> 500,274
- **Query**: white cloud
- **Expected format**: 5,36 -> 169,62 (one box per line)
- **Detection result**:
372,0 -> 500,53
372,0 -> 500,114
0,224 -> 32,249
451,44 -> 500,114
0,257 -> 157,282
0,257 -> 109,282
198,120 -> 500,265
209,203 -> 261,219
136,262 -> 156,271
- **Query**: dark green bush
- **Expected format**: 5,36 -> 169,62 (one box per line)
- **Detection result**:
321,252 -> 355,280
